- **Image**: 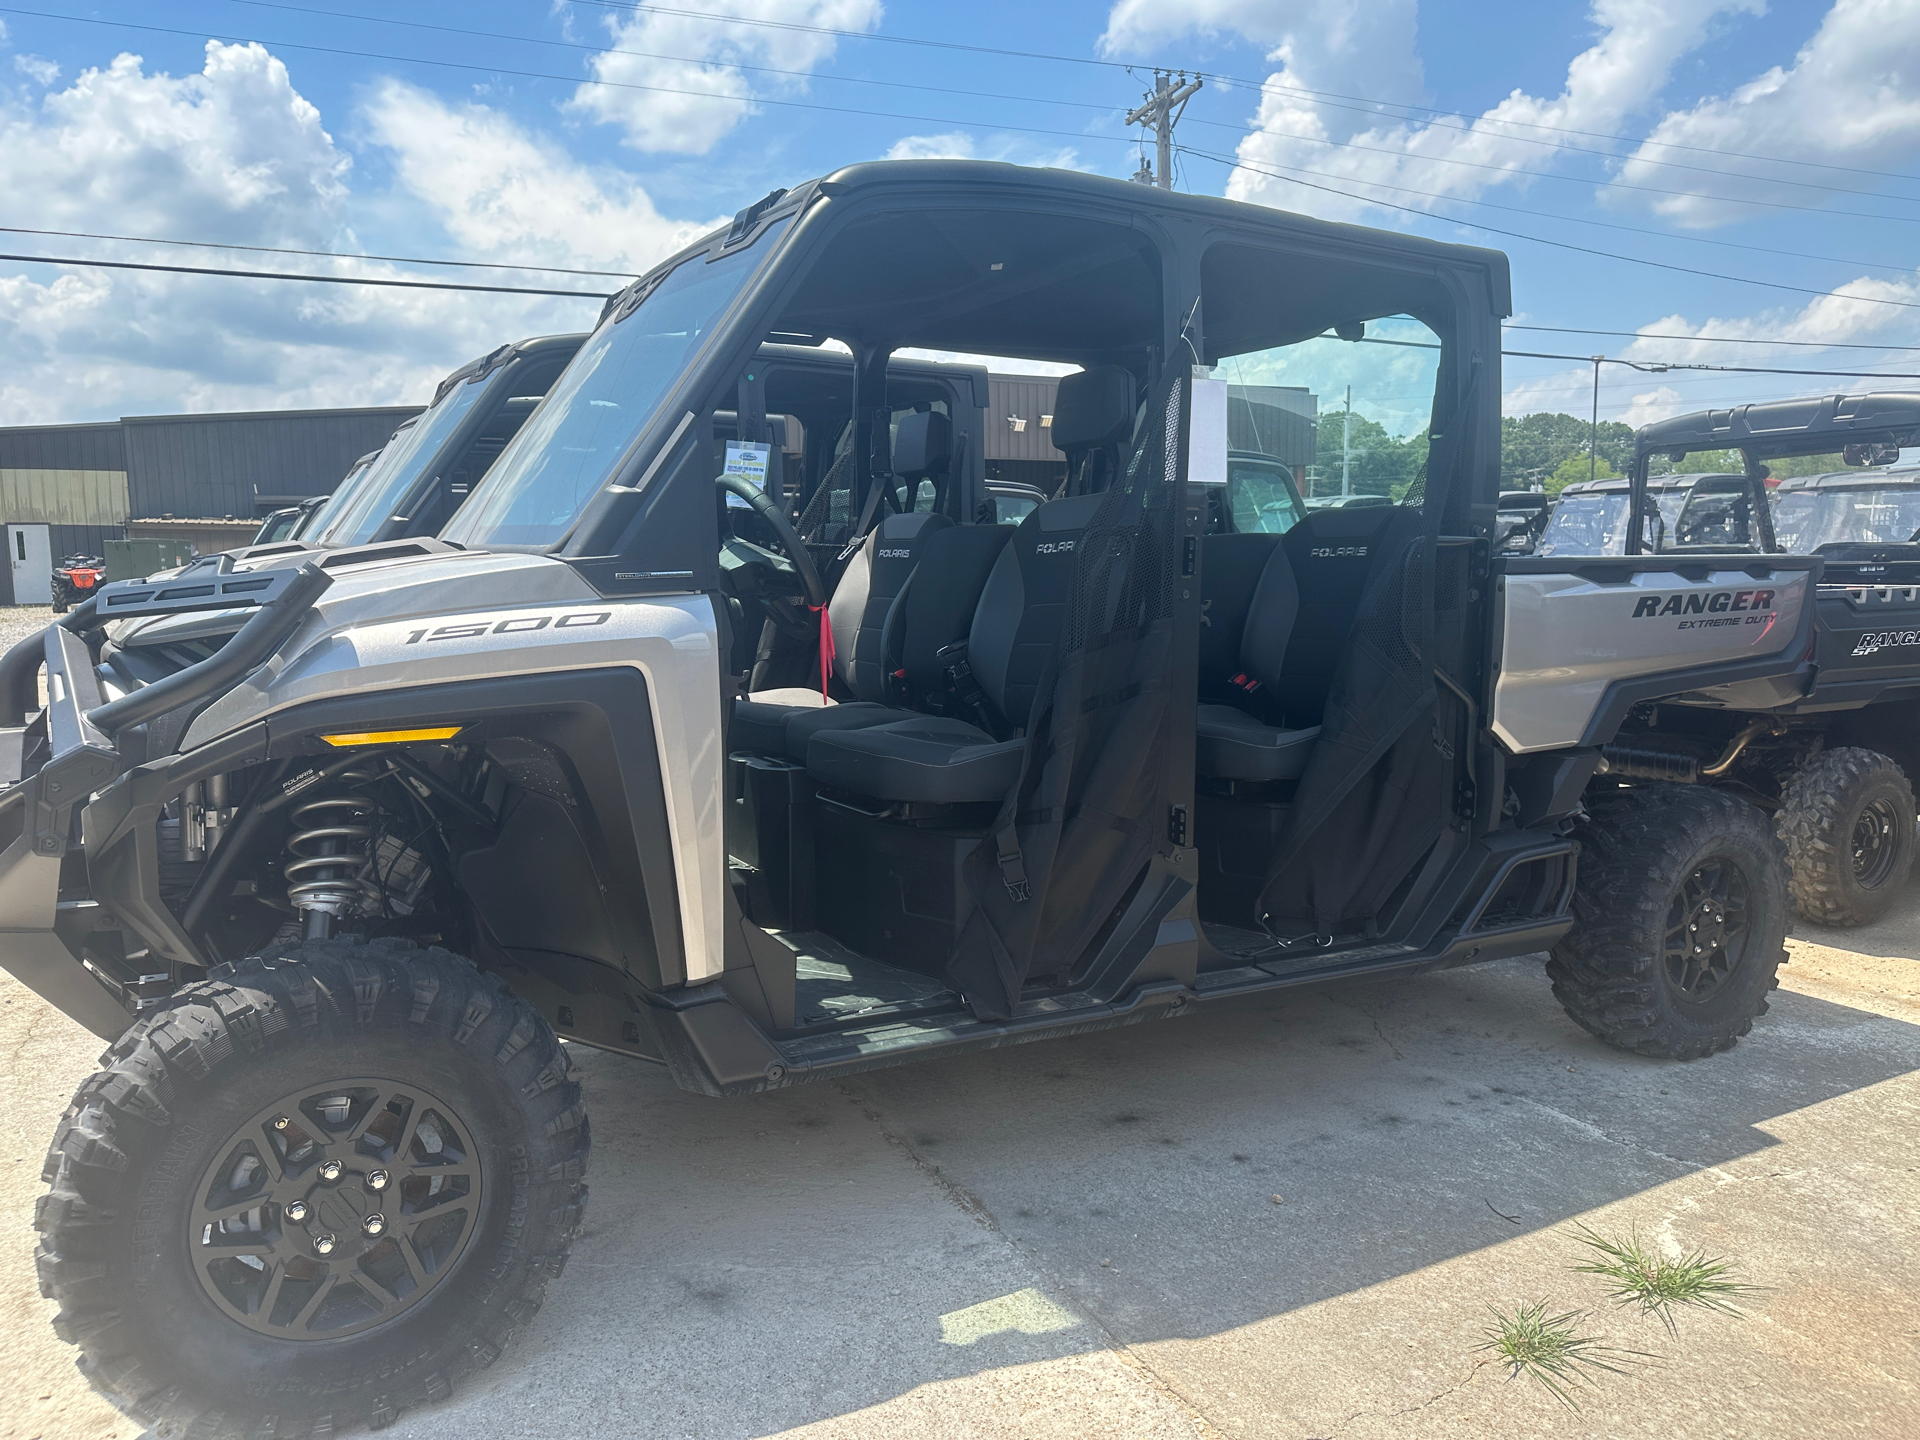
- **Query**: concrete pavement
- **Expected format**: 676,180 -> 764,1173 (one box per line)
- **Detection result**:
2,896 -> 1916,1438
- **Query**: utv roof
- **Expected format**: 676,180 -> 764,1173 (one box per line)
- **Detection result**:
1558,472 -> 1744,496
1634,392 -> 1920,461
611,159 -> 1514,323
431,332 -> 587,405
1773,467 -> 1920,492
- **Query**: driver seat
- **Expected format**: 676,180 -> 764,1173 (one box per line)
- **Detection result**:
731,411 -> 959,753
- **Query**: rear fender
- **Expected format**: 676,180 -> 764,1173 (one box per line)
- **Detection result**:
1493,556 -> 1819,753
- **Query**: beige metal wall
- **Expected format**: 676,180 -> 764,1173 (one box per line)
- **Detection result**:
0,468 -> 130,526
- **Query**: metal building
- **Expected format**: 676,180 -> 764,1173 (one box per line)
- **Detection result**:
0,404 -> 421,559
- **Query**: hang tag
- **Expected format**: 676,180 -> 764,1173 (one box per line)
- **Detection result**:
1188,367 -> 1228,486
724,440 -> 771,504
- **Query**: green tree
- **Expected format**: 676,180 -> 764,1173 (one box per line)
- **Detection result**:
1501,412 -> 1634,488
1311,409 -> 1429,500
1547,454 -> 1619,494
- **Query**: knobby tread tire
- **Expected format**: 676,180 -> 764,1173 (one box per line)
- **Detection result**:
1547,784 -> 1788,1060
1776,746 -> 1916,927
34,936 -> 590,1439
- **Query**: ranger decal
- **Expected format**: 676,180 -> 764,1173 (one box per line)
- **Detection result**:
1852,629 -> 1920,657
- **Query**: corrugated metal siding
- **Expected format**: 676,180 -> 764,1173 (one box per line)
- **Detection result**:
49,524 -> 121,560
0,468 -> 129,525
986,376 -> 1063,462
121,406 -> 420,518
0,422 -> 125,471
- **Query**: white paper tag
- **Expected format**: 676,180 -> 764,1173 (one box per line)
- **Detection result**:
1188,368 -> 1228,486
725,440 -> 771,488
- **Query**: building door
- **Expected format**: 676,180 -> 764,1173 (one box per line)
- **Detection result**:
5,524 -> 52,605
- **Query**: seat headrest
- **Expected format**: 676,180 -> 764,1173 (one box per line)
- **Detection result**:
1051,366 -> 1134,454
892,409 -> 951,479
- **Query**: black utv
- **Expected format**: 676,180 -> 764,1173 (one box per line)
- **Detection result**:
2,162 -> 1804,1438
1604,393 -> 1920,925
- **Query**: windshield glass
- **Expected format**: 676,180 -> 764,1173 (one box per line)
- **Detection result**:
309,382 -> 487,548
1772,485 -> 1920,549
1226,455 -> 1303,533
1537,489 -> 1690,555
445,221 -> 790,550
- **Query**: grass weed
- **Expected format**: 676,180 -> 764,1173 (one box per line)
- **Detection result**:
1477,1300 -> 1641,1409
1568,1223 -> 1758,1335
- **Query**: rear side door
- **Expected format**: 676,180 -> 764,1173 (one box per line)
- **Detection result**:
1491,555 -> 1820,753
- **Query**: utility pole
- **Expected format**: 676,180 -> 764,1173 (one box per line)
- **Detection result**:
1342,385 -> 1352,496
1126,70 -> 1203,190
1588,356 -> 1603,483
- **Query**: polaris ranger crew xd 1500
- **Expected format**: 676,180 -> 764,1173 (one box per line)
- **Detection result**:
1613,394 -> 1920,925
3,162 -> 1805,1437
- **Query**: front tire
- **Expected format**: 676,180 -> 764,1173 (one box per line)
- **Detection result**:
1548,785 -> 1788,1059
1776,746 -> 1915,927
35,937 -> 589,1438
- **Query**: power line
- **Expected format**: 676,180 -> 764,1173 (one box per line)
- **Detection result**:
0,225 -> 638,278
1502,347 -> 1920,380
558,0 -> 1920,186
1180,145 -> 1920,312
27,4 -> 1914,236
219,0 -> 1134,123
227,0 -> 1910,206
0,7 -> 1132,152
1504,325 -> 1920,353
0,251 -> 610,297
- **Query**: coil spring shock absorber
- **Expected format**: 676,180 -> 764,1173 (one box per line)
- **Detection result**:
284,767 -> 384,941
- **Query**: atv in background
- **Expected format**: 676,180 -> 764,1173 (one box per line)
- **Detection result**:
1612,394 -> 1920,925
49,554 -> 104,614
1495,489 -> 1550,553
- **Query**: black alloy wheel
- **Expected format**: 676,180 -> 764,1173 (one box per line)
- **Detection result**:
1778,747 -> 1918,927
1662,861 -> 1751,1002
192,1077 -> 482,1341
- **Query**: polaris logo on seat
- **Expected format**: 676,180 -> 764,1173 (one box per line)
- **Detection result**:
1310,546 -> 1368,558
876,548 -> 912,559
1034,540 -> 1076,555
1632,590 -> 1774,618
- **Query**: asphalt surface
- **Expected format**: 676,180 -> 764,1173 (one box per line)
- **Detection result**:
3,890 -> 1916,1439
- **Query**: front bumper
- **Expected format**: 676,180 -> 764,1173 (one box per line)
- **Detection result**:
0,624 -> 131,1038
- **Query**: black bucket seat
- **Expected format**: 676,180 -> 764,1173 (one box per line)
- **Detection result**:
805,492 -> 1104,803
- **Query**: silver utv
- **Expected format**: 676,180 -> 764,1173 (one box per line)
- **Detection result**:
5,162 -> 1805,1438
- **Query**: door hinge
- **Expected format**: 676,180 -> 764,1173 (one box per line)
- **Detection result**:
1167,803 -> 1189,846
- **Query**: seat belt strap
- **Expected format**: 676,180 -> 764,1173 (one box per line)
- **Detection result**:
810,603 -> 835,700
994,818 -> 1031,903
936,642 -> 1002,738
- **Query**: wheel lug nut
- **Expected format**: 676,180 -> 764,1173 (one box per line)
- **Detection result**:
313,1233 -> 337,1256
364,1214 -> 386,1237
319,1160 -> 343,1182
367,1169 -> 389,1191
272,1116 -> 290,1130
284,1200 -> 309,1223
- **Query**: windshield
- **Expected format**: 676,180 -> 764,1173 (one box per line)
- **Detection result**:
1537,489 -> 1689,555
309,382 -> 487,548
1226,456 -> 1303,533
1772,485 -> 1920,549
445,221 -> 790,551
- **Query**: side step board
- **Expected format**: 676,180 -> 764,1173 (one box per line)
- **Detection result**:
648,835 -> 1577,1097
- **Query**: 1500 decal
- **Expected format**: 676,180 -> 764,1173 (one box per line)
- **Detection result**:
403,611 -> 611,644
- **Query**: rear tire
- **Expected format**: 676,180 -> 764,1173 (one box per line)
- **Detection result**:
1548,785 -> 1787,1059
1776,746 -> 1915,927
34,937 -> 589,1438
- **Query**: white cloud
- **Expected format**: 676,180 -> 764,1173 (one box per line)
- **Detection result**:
1616,0 -> 1920,226
887,132 -> 975,161
568,0 -> 883,155
362,80 -> 720,271
0,45 -> 713,424
1618,385 -> 1684,427
1107,0 -> 1758,225
14,55 -> 58,86
883,131 -> 1085,170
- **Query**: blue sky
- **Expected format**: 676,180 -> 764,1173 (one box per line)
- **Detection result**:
0,0 -> 1913,433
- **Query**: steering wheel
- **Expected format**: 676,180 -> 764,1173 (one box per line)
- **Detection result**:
716,473 -> 827,638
